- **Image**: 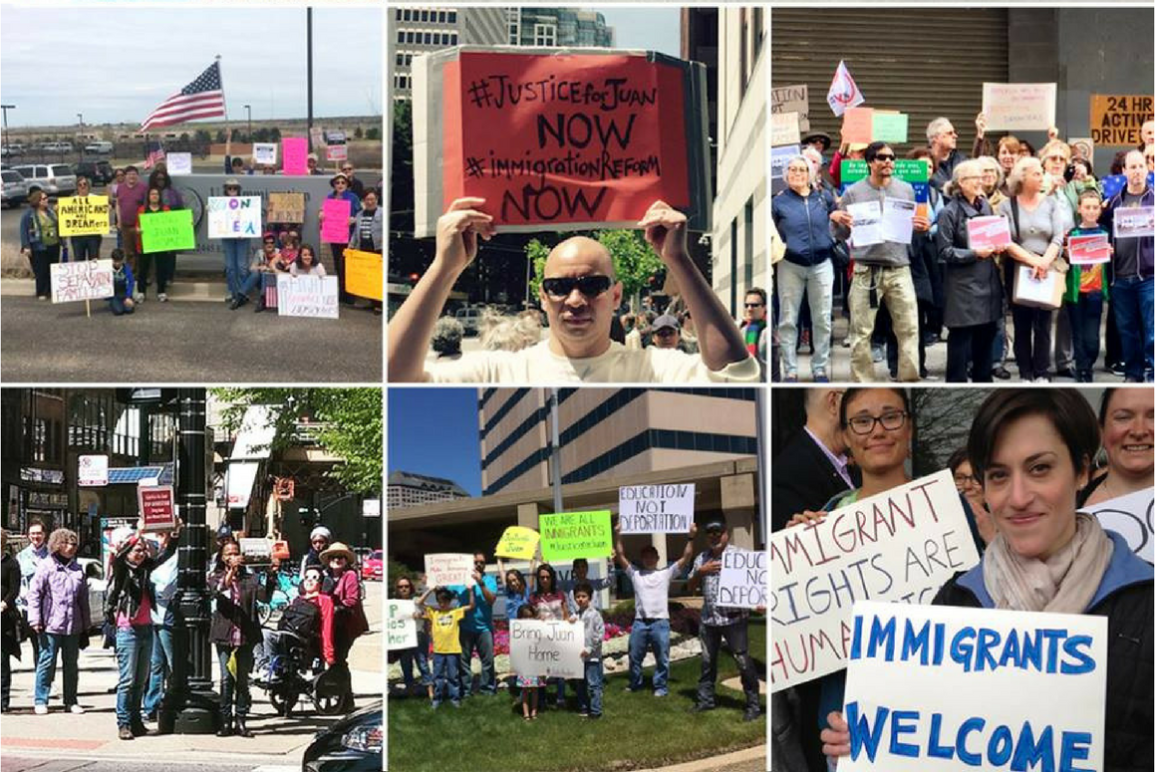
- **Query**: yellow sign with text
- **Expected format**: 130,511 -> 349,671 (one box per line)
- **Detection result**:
57,196 -> 110,237
495,526 -> 540,560
343,248 -> 383,300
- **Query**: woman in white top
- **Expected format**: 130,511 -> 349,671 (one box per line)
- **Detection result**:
290,244 -> 327,277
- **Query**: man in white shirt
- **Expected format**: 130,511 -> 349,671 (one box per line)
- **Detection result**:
388,198 -> 759,383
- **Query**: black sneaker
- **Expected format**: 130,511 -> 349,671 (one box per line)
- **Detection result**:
993,366 -> 1012,380
742,707 -> 762,722
689,703 -> 715,713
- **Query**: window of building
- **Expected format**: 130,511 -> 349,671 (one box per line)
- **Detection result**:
448,11 -> 456,24
420,10 -> 428,22
423,32 -> 432,45
450,32 -> 458,44
744,198 -> 754,288
534,23 -> 556,47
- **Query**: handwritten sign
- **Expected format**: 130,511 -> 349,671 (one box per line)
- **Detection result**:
871,112 -> 908,144
1113,206 -> 1154,239
51,259 -> 114,303
282,137 -> 309,175
276,275 -> 339,319
208,196 -> 262,239
1081,487 -> 1154,563
839,602 -> 1106,772
772,112 -> 802,147
321,198 -> 352,243
718,548 -> 766,608
57,196 -> 110,237
344,248 -> 383,300
1090,94 -> 1154,147
495,526 -> 540,560
618,483 -> 694,534
253,142 -> 278,166
325,130 -> 347,162
166,152 -> 192,176
418,48 -> 707,235
387,599 -> 419,650
137,485 -> 176,531
424,553 -> 473,588
981,82 -> 1056,131
267,192 -> 306,223
509,620 -> 584,678
966,215 -> 1012,251
772,84 -> 810,133
770,469 -> 980,692
841,107 -> 874,145
140,209 -> 195,253
1068,233 -> 1112,265
539,510 -> 613,562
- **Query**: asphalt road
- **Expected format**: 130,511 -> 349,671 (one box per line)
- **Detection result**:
0,292 -> 382,382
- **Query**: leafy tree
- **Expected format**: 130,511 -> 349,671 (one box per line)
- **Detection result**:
354,126 -> 364,140
215,129 -> 227,143
195,129 -> 212,143
525,229 -> 662,307
269,127 -> 281,142
366,126 -> 381,141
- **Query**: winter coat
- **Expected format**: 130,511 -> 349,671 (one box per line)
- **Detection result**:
328,570 -> 369,641
2,554 -> 22,657
771,186 -> 836,267
932,530 -> 1153,772
207,567 -> 275,647
936,193 -> 1004,328
28,554 -> 90,636
105,534 -> 179,626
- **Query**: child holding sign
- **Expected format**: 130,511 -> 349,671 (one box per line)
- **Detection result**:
416,586 -> 474,709
1064,189 -> 1112,382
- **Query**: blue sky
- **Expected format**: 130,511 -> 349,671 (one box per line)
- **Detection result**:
387,389 -> 482,496
600,8 -> 682,58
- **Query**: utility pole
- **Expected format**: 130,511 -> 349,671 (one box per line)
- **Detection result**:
244,105 -> 252,145
548,389 -> 563,513
0,104 -> 13,157
306,8 -> 314,133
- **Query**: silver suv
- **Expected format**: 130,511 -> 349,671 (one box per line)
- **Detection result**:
2,169 -> 29,207
12,163 -> 77,195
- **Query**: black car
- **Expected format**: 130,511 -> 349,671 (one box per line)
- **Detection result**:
301,700 -> 381,772
75,160 -> 114,186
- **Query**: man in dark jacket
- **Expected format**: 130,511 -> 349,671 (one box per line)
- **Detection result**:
928,117 -> 968,191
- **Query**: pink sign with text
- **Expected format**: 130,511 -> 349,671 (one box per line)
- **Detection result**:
283,137 -> 309,176
967,215 -> 1012,251
321,198 -> 352,244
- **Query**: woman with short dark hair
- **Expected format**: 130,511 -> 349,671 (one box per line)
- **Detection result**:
19,190 -> 61,300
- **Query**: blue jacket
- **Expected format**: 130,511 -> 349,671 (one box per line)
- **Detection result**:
1101,184 -> 1153,280
20,207 -> 58,252
772,187 -> 836,267
112,262 -> 135,300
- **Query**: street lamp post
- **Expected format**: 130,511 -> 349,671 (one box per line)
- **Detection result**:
0,104 -> 13,159
244,104 -> 252,146
77,113 -> 83,160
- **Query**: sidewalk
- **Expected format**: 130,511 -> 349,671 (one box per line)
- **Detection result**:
2,277 -> 230,302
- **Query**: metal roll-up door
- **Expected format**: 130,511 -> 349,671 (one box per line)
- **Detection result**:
772,9 -> 1009,155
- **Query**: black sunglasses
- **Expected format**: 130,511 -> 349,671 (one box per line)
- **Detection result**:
744,302 -> 764,308
541,275 -> 612,299
872,153 -> 897,162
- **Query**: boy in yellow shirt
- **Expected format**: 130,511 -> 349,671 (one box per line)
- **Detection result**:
416,586 -> 475,708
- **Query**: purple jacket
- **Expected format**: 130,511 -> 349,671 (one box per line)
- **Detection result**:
27,555 -> 90,635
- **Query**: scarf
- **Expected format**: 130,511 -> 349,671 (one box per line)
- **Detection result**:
743,320 -> 765,358
982,512 -> 1114,614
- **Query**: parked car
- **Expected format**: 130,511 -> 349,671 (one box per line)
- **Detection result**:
12,163 -> 77,195
75,160 -> 114,186
39,141 -> 73,154
301,700 -> 381,772
455,306 -> 483,336
1,143 -> 24,158
2,169 -> 29,208
76,557 -> 107,632
360,550 -> 382,582
84,141 -> 114,155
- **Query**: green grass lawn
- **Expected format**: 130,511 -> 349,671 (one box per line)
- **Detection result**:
387,619 -> 765,772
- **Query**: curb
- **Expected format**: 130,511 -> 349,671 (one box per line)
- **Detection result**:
2,277 -> 230,302
638,744 -> 766,772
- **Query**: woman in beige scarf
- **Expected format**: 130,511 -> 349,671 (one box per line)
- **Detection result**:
822,389 -> 1154,771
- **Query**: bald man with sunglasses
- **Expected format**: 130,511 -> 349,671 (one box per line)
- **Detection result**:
388,198 -> 760,383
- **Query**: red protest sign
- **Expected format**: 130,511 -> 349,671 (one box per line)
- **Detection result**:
1068,233 -> 1112,265
967,216 -> 1012,251
137,485 -> 175,531
437,50 -> 697,232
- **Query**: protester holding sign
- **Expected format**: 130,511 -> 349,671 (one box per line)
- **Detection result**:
936,159 -> 1006,382
496,558 -> 534,622
820,389 -> 1154,772
389,199 -> 759,383
216,179 -> 252,305
135,188 -> 175,302
416,585 -> 474,709
392,576 -> 432,699
1063,189 -> 1113,382
451,553 -> 498,698
614,520 -> 697,698
231,233 -> 293,311
19,191 -> 61,300
687,516 -> 761,722
321,542 -> 368,686
1081,389 -> 1155,508
142,530 -> 179,722
530,563 -> 570,707
68,177 -> 105,262
347,188 -> 383,313
1101,150 -> 1153,382
114,167 -> 149,275
318,173 -> 361,295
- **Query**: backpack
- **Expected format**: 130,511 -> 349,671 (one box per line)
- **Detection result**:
278,597 -> 321,639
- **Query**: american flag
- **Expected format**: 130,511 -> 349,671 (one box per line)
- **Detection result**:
144,140 -> 166,170
139,61 -> 226,133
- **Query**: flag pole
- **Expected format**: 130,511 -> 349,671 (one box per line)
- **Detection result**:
216,54 -> 232,169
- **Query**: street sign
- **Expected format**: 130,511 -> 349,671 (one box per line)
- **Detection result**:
78,454 -> 109,487
137,485 -> 176,531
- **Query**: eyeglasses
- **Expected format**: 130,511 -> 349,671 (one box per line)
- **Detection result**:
846,411 -> 908,435
744,302 -> 765,308
872,153 -> 897,163
541,275 -> 612,299
954,473 -> 980,486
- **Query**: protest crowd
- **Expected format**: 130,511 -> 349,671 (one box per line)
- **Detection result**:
0,518 -> 369,741
770,387 -> 1154,771
772,104 -> 1155,384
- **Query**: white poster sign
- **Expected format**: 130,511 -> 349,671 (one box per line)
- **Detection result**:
387,599 -> 419,650
166,152 -> 192,176
509,619 -> 584,678
717,548 -> 766,608
78,454 -> 109,487
981,82 -> 1057,131
207,196 -> 263,239
1081,487 -> 1154,563
276,275 -> 339,319
253,142 -> 278,166
51,259 -> 114,304
618,483 -> 695,534
424,553 -> 474,588
772,112 -> 802,147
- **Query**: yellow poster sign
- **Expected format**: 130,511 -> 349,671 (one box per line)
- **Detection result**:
1090,95 -> 1154,147
343,248 -> 383,301
57,196 -> 110,237
495,526 -> 540,560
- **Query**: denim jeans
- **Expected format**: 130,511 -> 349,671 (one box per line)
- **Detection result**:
1112,276 -> 1155,381
398,630 -> 432,690
115,625 -> 153,727
70,235 -> 102,262
576,659 -> 603,716
222,240 -> 251,298
143,625 -> 175,716
776,259 -> 834,377
458,627 -> 495,696
1067,294 -> 1103,378
35,632 -> 80,707
108,296 -> 135,315
628,618 -> 670,694
697,621 -> 760,711
432,652 -> 459,705
216,644 -> 253,717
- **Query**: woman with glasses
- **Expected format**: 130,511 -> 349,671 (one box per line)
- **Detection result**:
392,576 -> 432,699
19,190 -> 61,300
299,526 -> 332,581
69,176 -> 104,261
948,447 -> 994,546
937,159 -> 1007,382
772,155 -> 837,382
318,173 -> 361,305
27,528 -> 89,716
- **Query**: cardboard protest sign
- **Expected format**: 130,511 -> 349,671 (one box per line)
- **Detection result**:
771,84 -> 810,133
539,510 -> 613,562
137,485 -> 176,531
1068,233 -> 1112,265
1090,94 -> 1153,147
57,196 -> 110,237
51,259 -> 114,303
495,526 -> 540,560
839,601 -> 1107,772
981,82 -> 1056,131
387,600 -> 418,650
769,469 -> 980,692
207,196 -> 263,239
267,192 -> 306,224
283,137 -> 309,175
618,483 -> 694,534
1081,487 -> 1154,563
413,47 -> 711,236
424,553 -> 474,587
967,215 -> 1012,251
321,198 -> 352,243
166,152 -> 192,175
343,248 -> 383,300
1113,206 -> 1154,239
772,112 -> 802,147
253,142 -> 278,166
771,145 -> 800,197
871,112 -> 908,144
140,209 -> 195,253
841,107 -> 874,145
717,548 -> 766,608
276,275 -> 339,319
509,620 -> 584,678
